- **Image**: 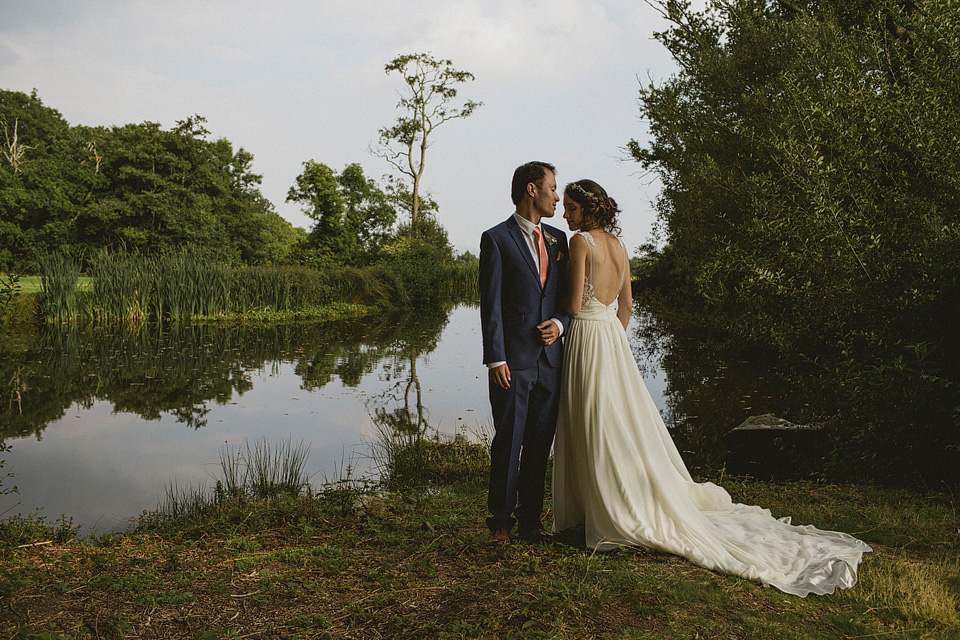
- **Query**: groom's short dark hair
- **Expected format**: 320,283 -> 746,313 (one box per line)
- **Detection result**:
511,161 -> 556,205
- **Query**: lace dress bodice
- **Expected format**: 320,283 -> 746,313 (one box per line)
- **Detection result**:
576,231 -> 627,309
581,239 -> 596,309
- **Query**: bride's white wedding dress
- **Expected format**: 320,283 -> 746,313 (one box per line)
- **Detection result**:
552,231 -> 871,597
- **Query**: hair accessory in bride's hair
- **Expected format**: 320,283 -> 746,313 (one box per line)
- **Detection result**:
567,182 -> 600,204
565,179 -> 622,235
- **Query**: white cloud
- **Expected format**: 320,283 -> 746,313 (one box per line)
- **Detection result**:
389,0 -> 620,83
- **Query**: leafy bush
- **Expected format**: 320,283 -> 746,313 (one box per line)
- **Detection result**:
634,0 -> 960,484
0,271 -> 22,321
379,237 -> 449,305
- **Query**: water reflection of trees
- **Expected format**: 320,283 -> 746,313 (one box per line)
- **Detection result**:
632,302 -> 813,475
0,308 -> 452,439
366,305 -> 450,437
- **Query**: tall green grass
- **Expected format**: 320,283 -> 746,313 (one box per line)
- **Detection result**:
148,438 -> 312,526
89,251 -> 152,322
90,247 -> 232,321
155,247 -> 221,319
232,265 -> 293,312
34,248 -> 453,325
220,438 -> 311,499
37,252 -> 81,322
446,262 -> 479,301
328,266 -> 410,311
158,480 -> 212,522
231,265 -> 345,312
41,250 -> 363,322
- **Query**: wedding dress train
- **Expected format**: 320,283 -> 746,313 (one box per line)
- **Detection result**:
552,232 -> 871,597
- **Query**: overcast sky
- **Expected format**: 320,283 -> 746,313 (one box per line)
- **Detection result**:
0,0 -> 705,254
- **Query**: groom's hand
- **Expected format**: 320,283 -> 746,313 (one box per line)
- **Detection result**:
490,363 -> 511,390
537,320 -> 559,346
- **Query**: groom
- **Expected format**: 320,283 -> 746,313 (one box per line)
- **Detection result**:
479,161 -> 570,544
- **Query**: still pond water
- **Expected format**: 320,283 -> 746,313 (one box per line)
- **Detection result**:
1,303 -> 798,534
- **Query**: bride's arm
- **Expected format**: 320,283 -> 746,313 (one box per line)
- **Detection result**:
565,233 -> 588,315
616,247 -> 632,331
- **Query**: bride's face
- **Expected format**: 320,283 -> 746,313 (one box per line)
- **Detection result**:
562,193 -> 584,231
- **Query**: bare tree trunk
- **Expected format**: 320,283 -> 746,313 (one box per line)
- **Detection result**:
2,118 -> 35,174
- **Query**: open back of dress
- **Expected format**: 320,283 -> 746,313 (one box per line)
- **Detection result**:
578,230 -> 626,307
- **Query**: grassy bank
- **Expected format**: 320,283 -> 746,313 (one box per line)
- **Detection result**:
1,291 -> 376,326
0,440 -> 957,639
191,301 -> 375,324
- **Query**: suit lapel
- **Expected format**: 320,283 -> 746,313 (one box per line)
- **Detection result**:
542,224 -> 559,287
506,217 -> 540,285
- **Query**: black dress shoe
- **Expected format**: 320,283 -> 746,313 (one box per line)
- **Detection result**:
518,525 -> 554,543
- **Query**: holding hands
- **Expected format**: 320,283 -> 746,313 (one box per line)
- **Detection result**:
489,320 -> 558,390
538,320 -> 559,346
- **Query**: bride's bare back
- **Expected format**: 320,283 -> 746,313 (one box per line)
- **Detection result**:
582,230 -> 626,305
566,229 -> 632,329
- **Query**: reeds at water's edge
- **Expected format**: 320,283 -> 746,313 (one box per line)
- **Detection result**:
149,422 -> 491,526
220,438 -> 311,500
149,438 -> 312,524
446,262 -> 479,300
34,250 -> 426,323
90,248 -> 233,322
37,252 -> 81,323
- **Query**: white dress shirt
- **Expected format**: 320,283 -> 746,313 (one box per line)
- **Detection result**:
512,212 -> 546,275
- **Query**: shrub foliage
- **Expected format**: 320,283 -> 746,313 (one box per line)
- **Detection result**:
633,0 -> 960,483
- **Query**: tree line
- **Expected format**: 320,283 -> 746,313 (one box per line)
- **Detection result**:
1,89 -> 301,268
633,0 -> 959,483
1,52 -> 481,285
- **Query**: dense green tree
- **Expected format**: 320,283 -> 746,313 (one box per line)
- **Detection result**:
382,174 -> 439,226
633,0 -> 960,482
0,90 -> 87,268
254,203 -> 306,265
75,116 -> 277,263
286,161 -> 397,267
454,250 -> 478,266
74,118 -> 219,254
379,212 -> 455,304
1,90 -> 294,268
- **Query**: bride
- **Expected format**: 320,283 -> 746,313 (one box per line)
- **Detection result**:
551,179 -> 871,597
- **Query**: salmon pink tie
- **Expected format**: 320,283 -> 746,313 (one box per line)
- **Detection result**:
533,226 -> 547,287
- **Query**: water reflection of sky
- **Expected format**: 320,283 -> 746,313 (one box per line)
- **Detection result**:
1,305 -> 667,534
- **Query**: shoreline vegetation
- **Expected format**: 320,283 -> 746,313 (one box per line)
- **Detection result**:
0,248 -> 479,327
0,435 -> 957,638
32,250 -> 409,324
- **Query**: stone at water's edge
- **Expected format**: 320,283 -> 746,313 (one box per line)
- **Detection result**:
730,414 -> 822,433
724,414 -> 827,480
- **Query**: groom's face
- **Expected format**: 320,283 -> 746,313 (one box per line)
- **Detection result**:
532,170 -> 559,219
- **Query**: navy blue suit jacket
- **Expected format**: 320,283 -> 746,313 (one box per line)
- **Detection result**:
480,216 -> 571,370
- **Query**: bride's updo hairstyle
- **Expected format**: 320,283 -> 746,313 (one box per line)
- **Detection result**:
564,179 -> 621,235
